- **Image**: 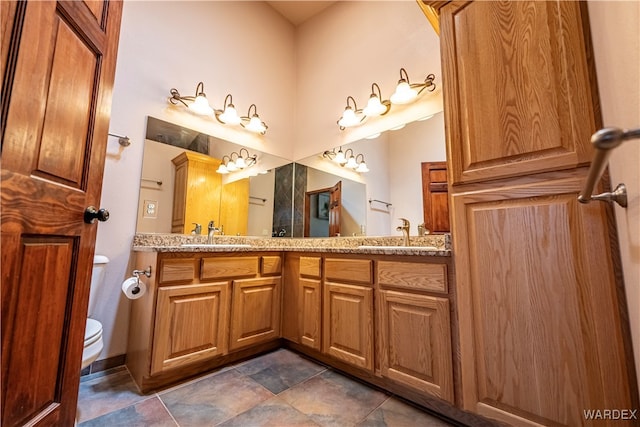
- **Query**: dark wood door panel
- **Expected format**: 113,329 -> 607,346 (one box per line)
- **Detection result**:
2,237 -> 75,427
37,16 -> 98,186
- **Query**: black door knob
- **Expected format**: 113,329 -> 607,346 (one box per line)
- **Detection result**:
84,206 -> 110,224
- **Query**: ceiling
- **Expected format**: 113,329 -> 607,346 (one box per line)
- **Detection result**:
266,1 -> 337,26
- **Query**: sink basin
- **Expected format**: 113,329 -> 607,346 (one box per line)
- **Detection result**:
181,243 -> 251,248
358,245 -> 439,251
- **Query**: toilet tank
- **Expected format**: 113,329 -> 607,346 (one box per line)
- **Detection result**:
89,255 -> 109,317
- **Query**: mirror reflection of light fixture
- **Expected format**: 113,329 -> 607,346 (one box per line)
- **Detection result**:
355,154 -> 369,173
169,82 -> 268,134
216,148 -> 257,174
336,69 -> 436,130
323,147 -> 369,173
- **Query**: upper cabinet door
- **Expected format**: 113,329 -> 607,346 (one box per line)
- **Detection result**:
440,1 -> 598,185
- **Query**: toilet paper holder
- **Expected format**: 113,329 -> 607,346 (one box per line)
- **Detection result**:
131,266 -> 152,295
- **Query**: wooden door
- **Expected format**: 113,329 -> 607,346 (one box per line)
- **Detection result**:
328,180 -> 342,237
229,277 -> 281,350
322,282 -> 373,371
378,290 -> 453,403
435,1 -> 638,425
299,278 -> 322,351
1,1 -> 122,426
304,180 -> 342,237
421,161 -> 450,232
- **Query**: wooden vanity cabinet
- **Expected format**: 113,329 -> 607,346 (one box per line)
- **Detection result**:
127,251 -> 282,392
376,260 -> 453,403
151,282 -> 229,375
322,258 -> 374,371
283,253 -> 455,402
229,276 -> 281,350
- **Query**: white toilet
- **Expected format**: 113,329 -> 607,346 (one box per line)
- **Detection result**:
81,255 -> 109,370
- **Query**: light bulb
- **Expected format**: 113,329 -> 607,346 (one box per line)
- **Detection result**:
246,115 -> 266,133
235,156 -> 247,169
216,164 -> 229,174
390,81 -> 417,104
219,105 -> 241,125
189,95 -> 214,115
338,107 -> 359,128
345,156 -> 358,169
356,161 -> 369,173
334,148 -> 346,164
363,95 -> 387,116
226,160 -> 238,171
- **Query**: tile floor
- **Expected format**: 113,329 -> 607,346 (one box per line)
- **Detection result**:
77,349 -> 458,426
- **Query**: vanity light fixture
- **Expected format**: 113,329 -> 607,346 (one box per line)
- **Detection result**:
216,94 -> 242,125
322,147 -> 369,173
337,96 -> 365,130
169,82 -> 268,134
215,147 -> 258,174
243,104 -> 268,134
390,68 -> 436,105
362,83 -> 390,117
336,69 -> 436,130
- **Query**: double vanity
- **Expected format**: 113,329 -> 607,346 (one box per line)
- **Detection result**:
126,232 -> 480,424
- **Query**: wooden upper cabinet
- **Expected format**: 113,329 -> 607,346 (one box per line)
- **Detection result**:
440,1 -> 598,185
171,151 -> 222,234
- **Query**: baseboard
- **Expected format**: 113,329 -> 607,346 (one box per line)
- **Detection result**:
80,354 -> 126,377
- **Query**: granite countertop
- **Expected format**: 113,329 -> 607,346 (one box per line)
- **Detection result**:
132,233 -> 452,257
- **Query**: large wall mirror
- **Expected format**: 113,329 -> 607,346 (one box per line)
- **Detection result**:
136,113 -> 446,238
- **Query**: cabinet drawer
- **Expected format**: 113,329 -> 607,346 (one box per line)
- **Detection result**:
325,258 -> 372,284
300,256 -> 321,278
261,256 -> 282,275
201,257 -> 259,280
159,258 -> 196,284
377,261 -> 447,293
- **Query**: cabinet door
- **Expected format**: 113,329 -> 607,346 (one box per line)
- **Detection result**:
152,282 -> 229,375
450,171 -> 635,426
379,290 -> 453,403
299,278 -> 322,351
230,277 -> 281,350
323,282 -> 373,371
441,1 -> 596,185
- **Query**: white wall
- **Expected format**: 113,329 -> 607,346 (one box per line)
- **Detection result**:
386,112 -> 446,235
295,1 -> 442,160
588,0 -> 640,391
95,1 -> 296,360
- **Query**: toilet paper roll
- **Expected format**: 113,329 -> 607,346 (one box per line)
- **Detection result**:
122,277 -> 146,299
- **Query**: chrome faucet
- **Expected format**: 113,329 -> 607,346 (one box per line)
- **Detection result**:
191,223 -> 202,235
208,220 -> 220,243
396,218 -> 410,246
